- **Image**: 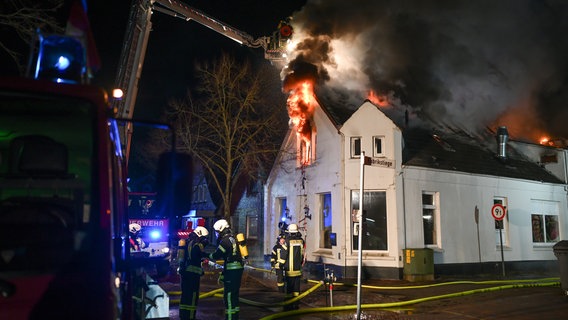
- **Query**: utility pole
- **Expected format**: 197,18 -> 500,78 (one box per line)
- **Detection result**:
356,151 -> 365,319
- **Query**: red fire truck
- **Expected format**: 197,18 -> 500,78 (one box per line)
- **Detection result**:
0,36 -> 191,319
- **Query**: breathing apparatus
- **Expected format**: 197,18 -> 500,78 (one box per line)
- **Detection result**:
236,233 -> 249,260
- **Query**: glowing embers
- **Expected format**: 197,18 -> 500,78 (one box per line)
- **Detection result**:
286,80 -> 317,165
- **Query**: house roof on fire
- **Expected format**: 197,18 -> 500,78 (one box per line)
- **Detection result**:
401,127 -> 563,183
320,99 -> 563,184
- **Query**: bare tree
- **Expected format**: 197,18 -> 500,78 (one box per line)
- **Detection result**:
165,54 -> 287,219
0,0 -> 63,74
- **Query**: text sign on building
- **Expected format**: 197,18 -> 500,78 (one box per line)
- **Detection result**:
491,204 -> 506,221
364,156 -> 395,168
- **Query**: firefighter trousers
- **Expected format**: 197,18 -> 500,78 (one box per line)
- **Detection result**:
222,267 -> 243,320
179,271 -> 201,320
275,268 -> 285,293
284,275 -> 301,311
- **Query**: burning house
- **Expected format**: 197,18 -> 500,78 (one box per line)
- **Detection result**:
264,94 -> 567,279
260,0 -> 568,278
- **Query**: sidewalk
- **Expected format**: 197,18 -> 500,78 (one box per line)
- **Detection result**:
161,266 -> 568,319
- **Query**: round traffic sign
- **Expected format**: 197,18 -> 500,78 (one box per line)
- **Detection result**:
491,204 -> 506,220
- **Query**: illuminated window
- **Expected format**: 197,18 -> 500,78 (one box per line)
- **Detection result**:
351,137 -> 361,158
319,193 -> 332,249
423,191 -> 440,247
296,123 -> 316,166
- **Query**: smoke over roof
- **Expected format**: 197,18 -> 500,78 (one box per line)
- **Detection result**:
283,0 -> 568,141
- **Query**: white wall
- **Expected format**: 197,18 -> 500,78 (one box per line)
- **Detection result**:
403,167 -> 567,264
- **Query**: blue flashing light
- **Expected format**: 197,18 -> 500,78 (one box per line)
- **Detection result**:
35,34 -> 85,84
281,216 -> 287,222
150,230 -> 161,240
55,55 -> 71,71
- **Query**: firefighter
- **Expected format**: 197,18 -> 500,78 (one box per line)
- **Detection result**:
209,219 -> 244,320
270,234 -> 287,293
178,226 -> 209,320
129,223 -> 145,251
282,223 -> 305,310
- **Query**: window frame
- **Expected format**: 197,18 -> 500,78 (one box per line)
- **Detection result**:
373,135 -> 385,157
531,200 -> 560,245
422,191 -> 441,248
350,136 -> 362,158
319,193 -> 332,249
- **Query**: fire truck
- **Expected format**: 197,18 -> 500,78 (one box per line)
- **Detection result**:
0,33 -> 191,319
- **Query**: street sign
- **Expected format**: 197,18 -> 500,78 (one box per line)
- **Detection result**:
491,204 -> 506,220
364,156 -> 395,168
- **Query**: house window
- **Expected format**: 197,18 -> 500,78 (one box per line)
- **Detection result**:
278,197 -> 289,222
351,190 -> 387,251
494,197 -> 509,247
319,193 -> 332,249
193,184 -> 207,203
297,123 -> 316,166
246,215 -> 258,239
531,200 -> 559,244
373,136 -> 384,157
422,191 -> 440,247
351,137 -> 361,158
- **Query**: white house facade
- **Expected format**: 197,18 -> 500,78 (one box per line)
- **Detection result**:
264,100 -> 567,280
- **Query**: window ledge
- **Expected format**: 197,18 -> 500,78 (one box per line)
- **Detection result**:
532,244 -> 554,250
313,249 -> 333,257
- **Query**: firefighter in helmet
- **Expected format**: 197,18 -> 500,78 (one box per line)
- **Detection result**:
270,234 -> 287,293
209,219 -> 244,320
129,223 -> 145,251
282,223 -> 305,310
178,226 -> 209,320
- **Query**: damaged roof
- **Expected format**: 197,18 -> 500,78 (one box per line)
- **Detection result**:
402,126 -> 563,184
317,95 -> 562,184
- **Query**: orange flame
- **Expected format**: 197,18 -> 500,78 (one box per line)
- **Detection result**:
286,80 -> 316,164
367,90 -> 390,107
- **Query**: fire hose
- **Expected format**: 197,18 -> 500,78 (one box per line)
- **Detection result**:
258,278 -> 560,320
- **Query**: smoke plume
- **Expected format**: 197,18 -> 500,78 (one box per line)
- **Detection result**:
283,0 -> 568,141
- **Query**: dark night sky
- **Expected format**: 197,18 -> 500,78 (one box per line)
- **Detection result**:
87,0 -> 307,120
0,0 -> 306,118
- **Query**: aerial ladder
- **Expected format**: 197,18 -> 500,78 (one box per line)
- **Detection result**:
113,0 -> 293,162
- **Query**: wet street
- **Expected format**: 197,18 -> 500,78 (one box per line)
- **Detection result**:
152,264 -> 567,320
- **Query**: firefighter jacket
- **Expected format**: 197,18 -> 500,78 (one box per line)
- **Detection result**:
282,232 -> 304,277
210,229 -> 244,271
185,237 -> 208,275
270,241 -> 286,269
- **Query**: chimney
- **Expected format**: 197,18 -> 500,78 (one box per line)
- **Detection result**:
496,126 -> 509,161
